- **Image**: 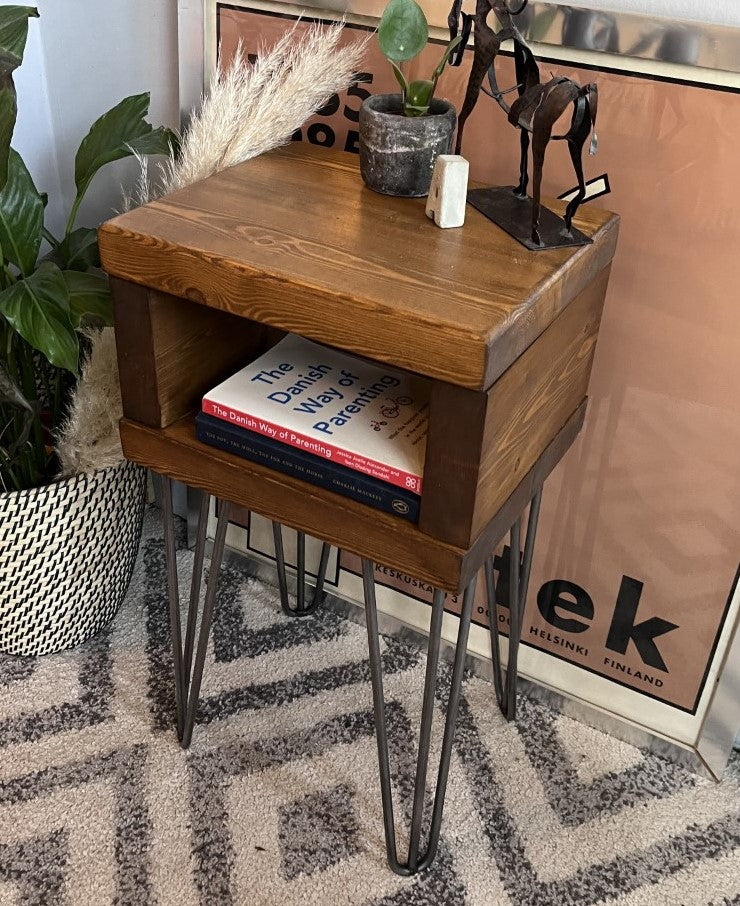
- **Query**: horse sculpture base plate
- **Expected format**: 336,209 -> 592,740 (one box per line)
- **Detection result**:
467,186 -> 593,251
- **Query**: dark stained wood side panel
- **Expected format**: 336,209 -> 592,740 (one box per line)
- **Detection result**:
482,227 -> 618,387
472,265 -> 610,541
111,277 -> 285,427
110,277 -> 161,426
419,266 -> 609,548
461,401 -> 586,587
146,290 -> 285,426
418,383 -> 487,546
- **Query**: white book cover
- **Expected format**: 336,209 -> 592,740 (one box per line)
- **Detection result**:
202,334 -> 429,493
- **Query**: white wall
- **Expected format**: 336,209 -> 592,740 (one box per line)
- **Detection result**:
8,0 -> 179,240
12,8 -> 65,236
178,0 -> 205,122
549,0 -> 740,29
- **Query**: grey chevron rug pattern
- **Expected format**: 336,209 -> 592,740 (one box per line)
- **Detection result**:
0,509 -> 738,906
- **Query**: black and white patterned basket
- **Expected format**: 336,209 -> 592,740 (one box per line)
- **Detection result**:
0,460 -> 146,656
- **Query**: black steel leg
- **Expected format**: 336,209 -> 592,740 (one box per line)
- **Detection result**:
271,521 -> 331,617
161,476 -> 186,741
362,558 -> 477,875
505,517 -> 522,718
183,490 -> 210,692
160,478 -> 231,747
180,499 -> 231,747
486,486 -> 543,721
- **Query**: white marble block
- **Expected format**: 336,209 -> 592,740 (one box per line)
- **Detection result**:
425,155 -> 469,229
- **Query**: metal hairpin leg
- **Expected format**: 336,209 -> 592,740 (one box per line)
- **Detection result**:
362,558 -> 477,875
485,486 -> 543,721
271,522 -> 331,617
160,477 -> 231,747
161,475 -> 186,741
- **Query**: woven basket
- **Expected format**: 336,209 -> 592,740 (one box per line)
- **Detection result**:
0,460 -> 146,656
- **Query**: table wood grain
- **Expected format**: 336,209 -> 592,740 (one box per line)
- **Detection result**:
100,143 -> 619,391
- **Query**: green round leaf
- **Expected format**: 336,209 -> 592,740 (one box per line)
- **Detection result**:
378,0 -> 428,62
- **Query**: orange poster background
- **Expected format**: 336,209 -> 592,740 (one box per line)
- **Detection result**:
218,7 -> 740,713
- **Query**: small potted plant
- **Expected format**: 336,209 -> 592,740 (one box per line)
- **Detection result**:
0,6 -> 177,656
359,0 -> 461,197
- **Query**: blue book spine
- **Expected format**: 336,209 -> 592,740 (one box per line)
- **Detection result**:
195,412 -> 420,523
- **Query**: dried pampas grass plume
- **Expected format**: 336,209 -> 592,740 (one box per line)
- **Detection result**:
147,22 -> 368,202
67,23 -> 367,477
56,328 -> 124,477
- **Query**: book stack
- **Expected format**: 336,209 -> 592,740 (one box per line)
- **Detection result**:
196,334 -> 430,522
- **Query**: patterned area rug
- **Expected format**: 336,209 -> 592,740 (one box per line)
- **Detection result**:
0,509 -> 738,906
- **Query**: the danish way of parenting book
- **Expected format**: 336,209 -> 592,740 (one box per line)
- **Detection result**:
195,412 -> 420,522
202,334 -> 429,493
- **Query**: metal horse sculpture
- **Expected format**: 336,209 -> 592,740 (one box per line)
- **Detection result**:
448,0 -> 598,247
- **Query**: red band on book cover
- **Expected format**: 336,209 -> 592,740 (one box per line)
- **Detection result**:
202,399 -> 423,494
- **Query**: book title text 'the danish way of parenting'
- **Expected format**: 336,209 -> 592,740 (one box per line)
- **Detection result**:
250,361 -> 401,435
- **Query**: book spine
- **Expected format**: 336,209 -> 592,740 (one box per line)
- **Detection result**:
201,398 -> 423,494
195,414 -> 420,523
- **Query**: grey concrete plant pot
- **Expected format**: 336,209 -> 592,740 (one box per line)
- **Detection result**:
359,94 -> 457,198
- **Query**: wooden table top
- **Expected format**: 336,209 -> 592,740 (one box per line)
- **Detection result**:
99,143 -> 618,390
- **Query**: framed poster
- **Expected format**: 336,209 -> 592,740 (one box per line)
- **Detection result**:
184,0 -> 740,776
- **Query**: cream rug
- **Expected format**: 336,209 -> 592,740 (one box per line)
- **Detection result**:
0,509 -> 738,905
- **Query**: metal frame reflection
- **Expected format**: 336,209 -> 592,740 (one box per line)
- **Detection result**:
178,0 -> 740,121
205,0 -> 740,76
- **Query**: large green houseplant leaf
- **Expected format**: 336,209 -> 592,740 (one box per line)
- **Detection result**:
0,261 -> 78,373
0,5 -> 176,491
0,4 -> 37,59
0,7 -> 37,187
62,269 -> 113,327
55,227 -> 100,270
68,93 -> 178,234
0,148 -> 43,276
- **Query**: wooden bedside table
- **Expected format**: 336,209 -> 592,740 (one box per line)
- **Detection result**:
99,142 -> 618,875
